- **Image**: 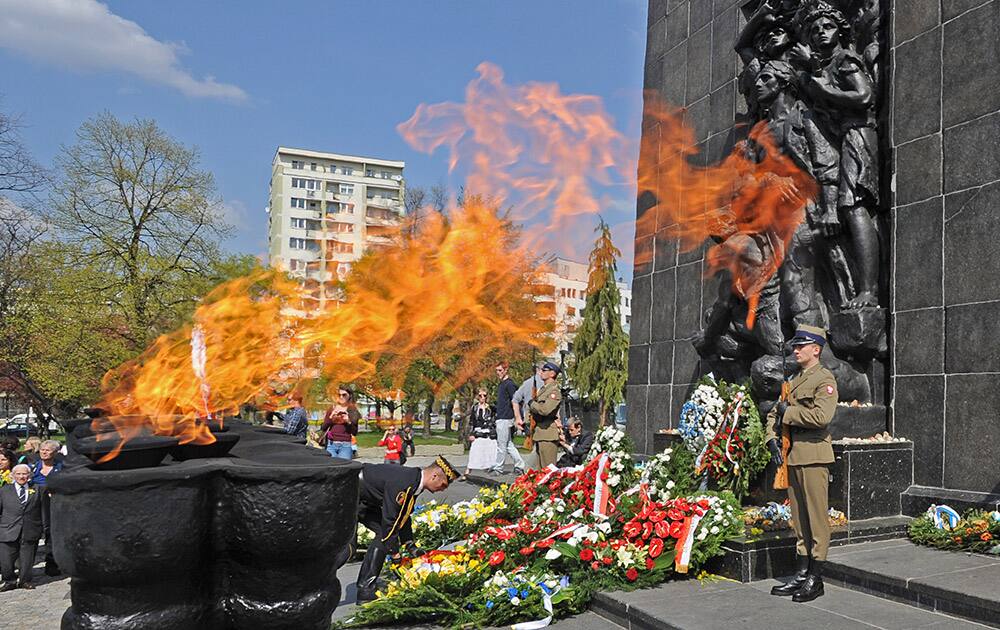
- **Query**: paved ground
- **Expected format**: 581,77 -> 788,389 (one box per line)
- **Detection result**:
594,575 -> 993,630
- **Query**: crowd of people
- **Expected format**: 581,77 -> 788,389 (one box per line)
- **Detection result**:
270,361 -> 595,473
0,435 -> 63,592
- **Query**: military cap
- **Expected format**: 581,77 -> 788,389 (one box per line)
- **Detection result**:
540,361 -> 562,375
434,455 -> 460,482
789,324 -> 827,347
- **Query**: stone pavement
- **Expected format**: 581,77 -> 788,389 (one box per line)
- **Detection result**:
592,575 -> 993,629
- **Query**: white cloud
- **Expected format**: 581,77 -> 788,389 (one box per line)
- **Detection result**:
0,0 -> 247,102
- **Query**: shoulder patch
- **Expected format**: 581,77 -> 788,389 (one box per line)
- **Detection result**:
826,385 -> 834,395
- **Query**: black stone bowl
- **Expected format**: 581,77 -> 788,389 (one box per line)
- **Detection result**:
74,434 -> 180,470
58,417 -> 93,434
169,431 -> 241,461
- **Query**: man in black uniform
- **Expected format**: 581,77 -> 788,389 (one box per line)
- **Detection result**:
353,455 -> 459,602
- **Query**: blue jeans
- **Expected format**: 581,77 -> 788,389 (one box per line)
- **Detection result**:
492,418 -> 525,473
327,441 -> 353,459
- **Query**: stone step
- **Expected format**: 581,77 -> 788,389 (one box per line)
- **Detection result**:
824,539 -> 1000,628
590,576 -> 992,630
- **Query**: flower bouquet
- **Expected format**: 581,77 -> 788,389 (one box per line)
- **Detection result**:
640,445 -> 698,502
412,485 -> 513,550
678,377 -> 769,500
908,506 -> 1000,554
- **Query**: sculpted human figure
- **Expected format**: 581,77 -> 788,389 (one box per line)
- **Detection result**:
789,2 -> 880,309
736,0 -> 802,118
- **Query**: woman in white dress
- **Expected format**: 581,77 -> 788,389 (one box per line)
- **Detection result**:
465,388 -> 497,476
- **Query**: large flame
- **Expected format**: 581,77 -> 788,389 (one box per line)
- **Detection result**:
93,66 -> 816,454
635,94 -> 817,326
96,199 -> 550,453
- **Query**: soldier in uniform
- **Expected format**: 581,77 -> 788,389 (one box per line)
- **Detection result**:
352,455 -> 459,602
528,362 -> 563,469
766,324 -> 837,602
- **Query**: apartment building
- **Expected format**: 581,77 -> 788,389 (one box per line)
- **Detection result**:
266,147 -> 405,303
539,257 -> 633,355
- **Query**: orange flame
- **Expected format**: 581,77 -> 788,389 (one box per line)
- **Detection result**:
94,67 -> 816,455
635,93 -> 817,327
96,199 -> 551,451
398,62 -> 635,253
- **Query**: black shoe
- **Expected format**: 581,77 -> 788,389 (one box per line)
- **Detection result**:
771,555 -> 810,596
0,582 -> 17,593
44,561 -> 60,577
792,560 -> 825,602
355,585 -> 378,603
18,582 -> 34,590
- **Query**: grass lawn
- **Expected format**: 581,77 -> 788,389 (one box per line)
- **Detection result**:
353,429 -> 460,449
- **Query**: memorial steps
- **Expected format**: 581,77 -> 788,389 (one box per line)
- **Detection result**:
589,539 -> 1000,630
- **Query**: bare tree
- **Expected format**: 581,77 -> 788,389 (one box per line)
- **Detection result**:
49,112 -> 232,348
0,111 -> 46,195
429,181 -> 449,214
403,185 -> 426,237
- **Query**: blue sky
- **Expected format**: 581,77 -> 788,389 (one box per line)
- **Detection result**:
0,0 -> 647,271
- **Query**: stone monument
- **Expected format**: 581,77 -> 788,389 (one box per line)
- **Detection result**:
631,0 -> 1000,512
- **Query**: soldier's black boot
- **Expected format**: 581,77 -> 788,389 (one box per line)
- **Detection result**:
355,545 -> 388,603
771,555 -> 810,596
792,560 -> 825,602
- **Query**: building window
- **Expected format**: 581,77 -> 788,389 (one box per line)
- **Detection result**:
288,259 -> 305,271
339,184 -> 354,195
291,160 -> 303,169
289,237 -> 308,250
291,197 -> 305,208
310,162 -> 317,171
381,170 -> 391,179
342,166 -> 354,176
567,306 -> 576,317
365,169 -> 375,177
291,218 -> 308,229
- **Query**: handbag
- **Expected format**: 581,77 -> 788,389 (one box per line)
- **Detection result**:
315,429 -> 328,447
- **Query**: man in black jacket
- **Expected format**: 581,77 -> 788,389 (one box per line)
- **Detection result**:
353,456 -> 459,602
557,418 -> 594,468
0,464 -> 45,590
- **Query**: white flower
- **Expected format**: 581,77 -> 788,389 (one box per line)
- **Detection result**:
697,531 -> 707,541
666,480 -> 675,489
710,526 -> 720,534
544,548 -> 561,560
608,474 -> 621,487
511,597 -> 521,606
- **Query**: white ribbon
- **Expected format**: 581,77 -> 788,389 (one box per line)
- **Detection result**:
511,591 -> 554,630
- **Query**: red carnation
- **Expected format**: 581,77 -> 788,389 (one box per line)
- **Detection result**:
580,548 -> 595,561
591,561 -> 601,571
646,558 -> 656,570
488,551 -> 506,566
648,537 -> 665,559
626,568 -> 639,581
602,556 -> 613,566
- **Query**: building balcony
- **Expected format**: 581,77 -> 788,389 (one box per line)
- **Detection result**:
364,213 -> 401,227
365,234 -> 395,246
365,196 -> 401,210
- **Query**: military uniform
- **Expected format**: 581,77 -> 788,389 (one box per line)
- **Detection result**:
767,362 -> 837,561
766,324 -> 837,602
353,463 -> 422,597
529,380 -> 562,468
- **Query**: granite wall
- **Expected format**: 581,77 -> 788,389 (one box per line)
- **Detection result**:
631,0 -> 1000,507
889,0 -> 1000,506
629,0 -> 751,454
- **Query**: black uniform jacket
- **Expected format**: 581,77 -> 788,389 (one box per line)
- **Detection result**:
358,463 -> 422,552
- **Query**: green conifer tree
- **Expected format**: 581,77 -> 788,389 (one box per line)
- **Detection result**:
568,219 -> 628,427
